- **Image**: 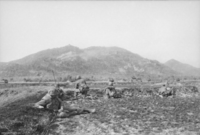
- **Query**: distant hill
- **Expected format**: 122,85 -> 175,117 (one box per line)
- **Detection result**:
0,45 -> 180,79
165,59 -> 200,77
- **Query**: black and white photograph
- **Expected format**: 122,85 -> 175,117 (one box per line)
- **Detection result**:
0,0 -> 200,134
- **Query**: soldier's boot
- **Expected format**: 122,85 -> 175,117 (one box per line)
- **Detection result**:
80,108 -> 96,113
34,101 -> 48,109
159,94 -> 164,98
57,112 -> 68,118
87,108 -> 96,113
33,104 -> 45,109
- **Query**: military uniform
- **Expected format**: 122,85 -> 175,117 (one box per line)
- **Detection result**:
34,84 -> 64,111
105,79 -> 116,98
56,101 -> 95,118
158,84 -> 174,97
57,88 -> 65,110
57,107 -> 95,118
158,86 -> 166,96
75,79 -> 89,97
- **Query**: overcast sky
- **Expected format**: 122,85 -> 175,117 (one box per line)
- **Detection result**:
0,1 -> 200,68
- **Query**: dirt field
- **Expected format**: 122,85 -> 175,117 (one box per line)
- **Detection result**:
0,82 -> 200,135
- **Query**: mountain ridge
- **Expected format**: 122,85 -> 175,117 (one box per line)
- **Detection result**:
0,45 -> 189,79
165,59 -> 200,76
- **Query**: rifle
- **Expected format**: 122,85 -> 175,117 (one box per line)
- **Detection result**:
51,70 -> 57,85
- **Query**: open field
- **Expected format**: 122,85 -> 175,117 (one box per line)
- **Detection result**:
0,81 -> 200,135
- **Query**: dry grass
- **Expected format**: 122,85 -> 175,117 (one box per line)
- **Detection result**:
0,83 -> 200,135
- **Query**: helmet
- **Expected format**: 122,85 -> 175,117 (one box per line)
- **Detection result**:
109,78 -> 114,82
76,75 -> 81,80
55,83 -> 61,88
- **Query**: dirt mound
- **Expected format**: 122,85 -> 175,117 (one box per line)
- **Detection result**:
0,86 -> 54,135
0,86 -> 50,107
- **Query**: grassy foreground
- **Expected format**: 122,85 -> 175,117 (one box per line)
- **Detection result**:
0,85 -> 200,135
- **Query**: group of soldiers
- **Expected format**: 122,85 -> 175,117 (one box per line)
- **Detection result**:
34,76 -> 96,118
34,76 -> 176,117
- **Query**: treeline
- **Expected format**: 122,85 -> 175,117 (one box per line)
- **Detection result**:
1,74 -> 200,84
23,75 -> 93,83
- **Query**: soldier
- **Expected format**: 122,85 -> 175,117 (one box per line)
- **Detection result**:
158,84 -> 175,98
57,85 -> 65,110
34,83 -> 95,118
164,86 -> 175,97
2,79 -> 8,84
74,76 -> 89,98
34,84 -> 64,112
75,75 -> 83,89
158,84 -> 166,98
57,102 -> 96,118
104,78 -> 116,99
57,108 -> 95,118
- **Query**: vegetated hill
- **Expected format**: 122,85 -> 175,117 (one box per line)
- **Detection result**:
0,62 -> 9,76
12,45 -> 82,65
0,45 -> 179,79
165,59 -> 200,77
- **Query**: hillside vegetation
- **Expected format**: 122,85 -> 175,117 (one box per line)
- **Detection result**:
0,45 -> 179,79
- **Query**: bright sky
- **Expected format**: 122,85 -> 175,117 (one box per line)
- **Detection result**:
0,1 -> 200,68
